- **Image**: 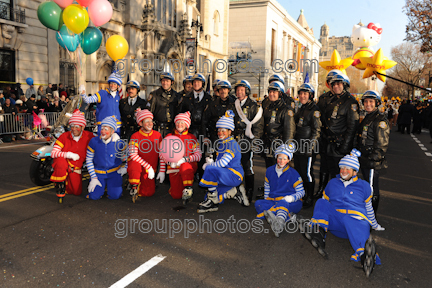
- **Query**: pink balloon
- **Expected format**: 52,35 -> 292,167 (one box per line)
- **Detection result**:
54,0 -> 73,9
88,0 -> 113,27
160,136 -> 185,163
77,0 -> 94,7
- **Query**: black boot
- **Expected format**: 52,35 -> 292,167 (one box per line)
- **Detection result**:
372,195 -> 380,215
314,173 -> 328,199
55,182 -> 65,204
361,235 -> 377,277
256,186 -> 264,200
245,175 -> 255,204
304,225 -> 328,259
303,181 -> 315,209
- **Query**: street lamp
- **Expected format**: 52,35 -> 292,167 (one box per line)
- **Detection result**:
191,16 -> 203,73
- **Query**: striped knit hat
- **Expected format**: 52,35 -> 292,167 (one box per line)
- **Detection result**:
274,143 -> 296,160
339,149 -> 361,171
100,116 -> 118,131
216,110 -> 235,131
136,109 -> 153,125
69,109 -> 86,127
174,111 -> 191,128
107,71 -> 122,86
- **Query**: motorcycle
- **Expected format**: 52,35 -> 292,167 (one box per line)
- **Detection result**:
29,96 -> 92,188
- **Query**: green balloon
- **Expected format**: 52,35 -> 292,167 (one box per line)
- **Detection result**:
37,1 -> 63,31
80,27 -> 103,55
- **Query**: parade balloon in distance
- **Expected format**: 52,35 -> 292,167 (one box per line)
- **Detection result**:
351,22 -> 383,70
106,35 -> 129,62
63,4 -> 89,34
56,25 -> 80,52
80,27 -> 103,55
360,48 -> 397,82
37,1 -> 64,31
160,136 -> 185,163
319,50 -> 354,75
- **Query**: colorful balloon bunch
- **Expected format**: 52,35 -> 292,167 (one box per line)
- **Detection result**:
37,0 -> 128,62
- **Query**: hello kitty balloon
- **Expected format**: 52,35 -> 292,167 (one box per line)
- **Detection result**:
351,23 -> 382,70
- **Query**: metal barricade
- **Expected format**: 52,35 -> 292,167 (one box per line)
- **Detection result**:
0,111 -> 96,137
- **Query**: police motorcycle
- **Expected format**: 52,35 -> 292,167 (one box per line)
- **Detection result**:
29,96 -> 94,187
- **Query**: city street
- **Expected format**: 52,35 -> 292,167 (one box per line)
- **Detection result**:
0,128 -> 431,287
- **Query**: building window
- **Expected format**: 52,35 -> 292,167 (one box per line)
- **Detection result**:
0,49 -> 15,83
213,10 -> 220,36
0,0 -> 12,21
59,62 -> 76,93
271,29 -> 276,64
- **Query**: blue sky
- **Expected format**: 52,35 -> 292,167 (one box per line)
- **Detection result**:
279,0 -> 408,59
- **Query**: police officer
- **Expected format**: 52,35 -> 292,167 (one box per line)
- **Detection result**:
317,72 -> 359,195
178,73 -> 213,178
148,72 -> 182,138
293,83 -> 321,208
202,80 -> 236,145
315,69 -> 341,197
261,81 -> 296,168
212,78 -> 221,100
119,80 -> 148,140
233,79 -> 264,202
179,75 -> 193,98
356,90 -> 390,214
268,74 -> 295,110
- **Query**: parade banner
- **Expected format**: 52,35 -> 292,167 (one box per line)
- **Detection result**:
185,38 -> 196,66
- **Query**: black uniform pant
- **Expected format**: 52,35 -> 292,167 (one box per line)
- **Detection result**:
294,154 -> 316,185
241,150 -> 254,176
360,167 -> 380,213
320,153 -> 343,180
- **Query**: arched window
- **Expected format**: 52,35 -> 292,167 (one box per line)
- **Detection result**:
213,10 -> 220,36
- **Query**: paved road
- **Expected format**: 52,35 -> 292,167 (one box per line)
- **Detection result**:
0,129 -> 431,287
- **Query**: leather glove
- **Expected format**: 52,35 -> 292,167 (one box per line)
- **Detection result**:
66,152 -> 80,161
88,178 -> 102,193
374,224 -> 385,231
156,172 -> 165,183
117,167 -> 127,176
147,167 -> 155,180
284,195 -> 295,203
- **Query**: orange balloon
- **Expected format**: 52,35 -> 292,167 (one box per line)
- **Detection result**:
106,35 -> 129,62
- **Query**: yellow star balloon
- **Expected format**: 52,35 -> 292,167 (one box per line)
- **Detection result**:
360,48 -> 397,82
319,50 -> 354,75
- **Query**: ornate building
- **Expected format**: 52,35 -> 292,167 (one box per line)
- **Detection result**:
318,22 -> 354,61
0,0 -> 229,97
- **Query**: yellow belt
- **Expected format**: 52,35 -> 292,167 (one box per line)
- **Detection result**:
95,165 -> 121,174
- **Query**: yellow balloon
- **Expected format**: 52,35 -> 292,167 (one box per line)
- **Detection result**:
360,48 -> 397,82
106,35 -> 129,62
63,4 -> 89,35
319,50 -> 354,75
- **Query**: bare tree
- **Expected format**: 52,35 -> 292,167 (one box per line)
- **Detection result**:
404,0 -> 432,53
384,42 -> 432,100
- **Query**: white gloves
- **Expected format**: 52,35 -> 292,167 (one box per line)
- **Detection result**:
147,167 -> 155,180
66,152 -> 80,161
117,167 -> 127,176
202,163 -> 209,171
284,195 -> 295,203
88,178 -> 102,193
171,157 -> 186,168
205,157 -> 214,164
156,172 -> 165,183
374,224 -> 385,231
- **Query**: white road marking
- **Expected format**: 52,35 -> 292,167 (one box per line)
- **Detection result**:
425,152 -> 432,157
109,254 -> 166,288
421,147 -> 428,151
418,144 -> 425,147
0,142 -> 44,149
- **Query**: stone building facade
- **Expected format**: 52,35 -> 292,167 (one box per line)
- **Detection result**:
0,0 -> 229,97
228,0 -> 321,100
